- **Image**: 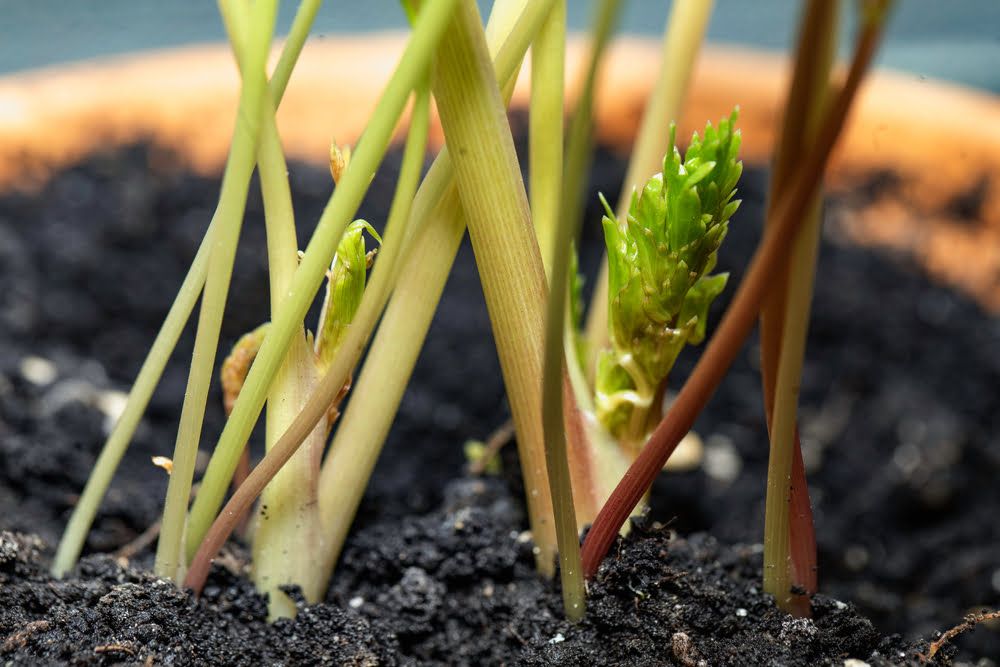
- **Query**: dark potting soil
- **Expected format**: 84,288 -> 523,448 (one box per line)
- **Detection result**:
0,139 -> 997,665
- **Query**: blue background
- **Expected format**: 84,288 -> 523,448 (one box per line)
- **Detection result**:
2,1 -> 998,93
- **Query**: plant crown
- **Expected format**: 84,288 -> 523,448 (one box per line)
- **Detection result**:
595,110 -> 742,439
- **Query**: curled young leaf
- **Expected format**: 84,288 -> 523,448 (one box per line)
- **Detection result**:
314,220 -> 382,370
595,111 -> 742,443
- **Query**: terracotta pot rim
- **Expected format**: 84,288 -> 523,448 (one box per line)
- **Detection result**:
2,35 -> 998,308
2,36 -> 997,178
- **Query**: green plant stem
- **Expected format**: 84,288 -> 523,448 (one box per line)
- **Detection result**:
529,0 -> 586,620
763,198 -> 822,611
185,79 -> 433,597
529,0 -> 565,276
221,0 -> 328,620
49,0 -> 323,582
184,0 -> 460,562
313,191 -> 467,586
387,0 -> 541,267
155,0 -> 279,582
581,9 -> 891,577
559,0 -> 625,511
433,0 -> 559,575
583,0 -> 714,381
760,0 -> 838,616
560,0 -> 624,264
562,312 -> 630,526
314,0 -> 551,587
51,222 -> 214,577
271,0 -> 323,101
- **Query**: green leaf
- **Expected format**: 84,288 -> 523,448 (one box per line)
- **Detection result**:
595,110 -> 742,440
315,220 -> 381,369
679,272 -> 728,346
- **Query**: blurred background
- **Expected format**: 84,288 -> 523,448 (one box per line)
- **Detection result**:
2,1 -> 998,93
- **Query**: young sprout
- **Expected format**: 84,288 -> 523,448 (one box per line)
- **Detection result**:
582,1 -> 894,579
315,220 -> 381,371
248,218 -> 379,619
596,112 -> 742,456
329,141 -> 351,185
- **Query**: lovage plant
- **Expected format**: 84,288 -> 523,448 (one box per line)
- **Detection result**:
595,114 -> 741,457
50,0 -> 894,630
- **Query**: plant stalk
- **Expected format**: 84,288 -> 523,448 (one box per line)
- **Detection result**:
433,0 -> 558,574
155,0 -> 279,582
530,0 -> 586,620
530,0 -> 566,277
50,0 -> 324,581
186,84 -> 431,595
52,221 -> 215,578
583,0 -> 714,380
560,0 -> 625,253
558,0 -> 630,515
763,197 -> 823,612
184,0 -> 461,562
760,0 -> 839,616
581,8 -> 892,577
313,0 -> 551,586
222,0 -> 336,620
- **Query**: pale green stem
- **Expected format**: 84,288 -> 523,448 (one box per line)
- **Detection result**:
184,0 -> 461,561
434,0 -> 558,574
51,223 -> 215,577
315,0 -> 550,585
529,0 -> 565,277
316,191 -> 466,585
271,0 -> 323,101
183,78 -> 429,596
583,0 -> 714,381
390,0 -> 538,262
222,0 -> 324,620
762,0 -> 839,614
560,0 -> 624,266
534,0 -> 586,618
762,197 -> 822,610
50,0 -> 322,580
220,0 -> 300,304
155,0 -> 279,582
52,0 -> 321,577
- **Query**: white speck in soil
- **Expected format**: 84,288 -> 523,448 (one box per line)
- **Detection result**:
348,596 -> 364,609
736,608 -> 748,617
39,378 -> 98,417
779,617 -> 818,646
548,633 -> 565,644
96,389 -> 129,434
892,442 -> 923,477
844,544 -> 870,571
704,434 -> 742,484
19,355 -> 57,385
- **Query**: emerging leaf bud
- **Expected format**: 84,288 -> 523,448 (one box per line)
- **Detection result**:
596,110 -> 742,445
314,220 -> 381,370
329,141 -> 352,185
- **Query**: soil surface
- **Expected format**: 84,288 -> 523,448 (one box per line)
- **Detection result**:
0,140 -> 997,665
